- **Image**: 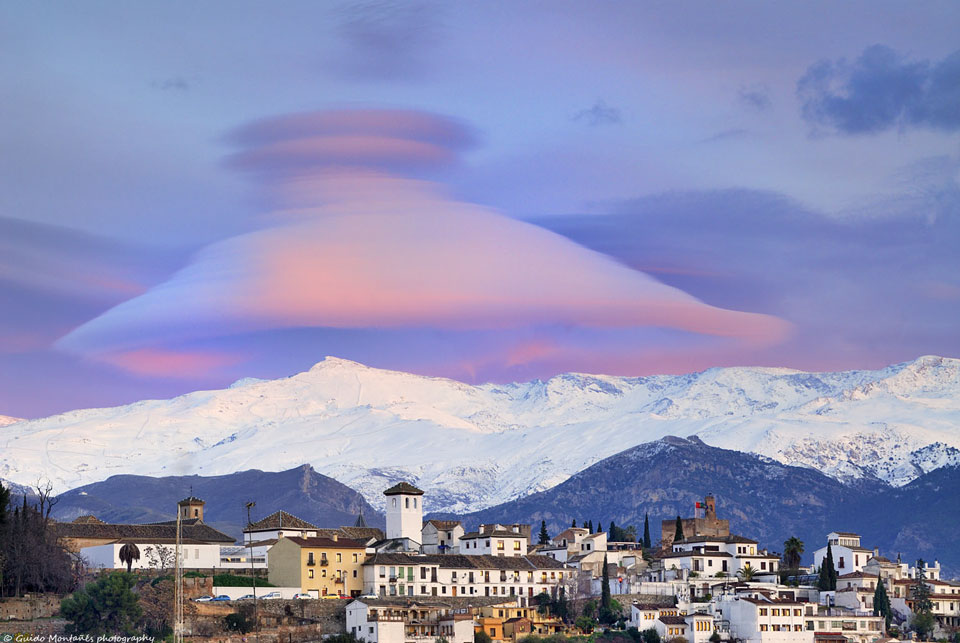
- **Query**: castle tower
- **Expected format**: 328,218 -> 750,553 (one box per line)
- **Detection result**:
384,482 -> 424,541
704,495 -> 716,521
178,496 -> 205,522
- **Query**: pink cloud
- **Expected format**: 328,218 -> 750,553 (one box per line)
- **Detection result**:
57,109 -> 791,376
97,349 -> 243,378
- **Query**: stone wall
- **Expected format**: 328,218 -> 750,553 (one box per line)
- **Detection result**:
0,595 -> 61,621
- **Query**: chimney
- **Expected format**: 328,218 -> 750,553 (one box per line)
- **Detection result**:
874,548 -> 879,557
332,533 -> 339,542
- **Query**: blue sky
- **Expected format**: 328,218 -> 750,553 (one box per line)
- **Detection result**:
1,1 -> 959,417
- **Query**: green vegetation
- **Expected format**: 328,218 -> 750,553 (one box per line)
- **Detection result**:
476,629 -> 493,643
873,577 -> 892,628
539,520 -> 551,545
61,572 -> 142,636
213,573 -> 275,587
782,537 -> 804,569
911,559 -> 935,640
817,543 -> 837,591
224,603 -> 256,634
642,513 -> 651,549
673,516 -> 684,542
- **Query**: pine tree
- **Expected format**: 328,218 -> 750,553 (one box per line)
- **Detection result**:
609,520 -> 618,541
818,543 -> 837,591
538,520 -> 550,545
643,513 -> 651,548
674,516 -> 684,542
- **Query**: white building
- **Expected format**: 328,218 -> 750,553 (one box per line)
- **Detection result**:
346,598 -> 477,643
813,533 -> 875,576
363,552 -> 571,605
82,540 -> 222,571
460,524 -> 529,558
243,510 -> 320,544
713,595 -> 812,643
652,534 -> 780,581
385,482 -> 424,545
422,520 -> 465,555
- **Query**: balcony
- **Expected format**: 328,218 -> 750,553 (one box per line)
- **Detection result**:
335,578 -> 345,584
389,576 -> 398,582
320,559 -> 329,566
307,559 -> 316,566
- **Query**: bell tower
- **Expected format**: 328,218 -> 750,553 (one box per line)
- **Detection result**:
384,482 -> 424,541
178,496 -> 205,522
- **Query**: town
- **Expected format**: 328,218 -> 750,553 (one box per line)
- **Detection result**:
1,481 -> 956,643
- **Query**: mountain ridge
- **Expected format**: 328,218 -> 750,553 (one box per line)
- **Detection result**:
1,355 -> 958,513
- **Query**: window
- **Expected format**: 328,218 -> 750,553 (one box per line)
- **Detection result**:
337,553 -> 342,562
353,570 -> 358,578
839,557 -> 845,569
405,498 -> 410,509
760,608 -> 768,616
308,553 -> 315,565
392,498 -> 397,507
353,553 -> 359,562
308,569 -> 314,579
414,498 -> 417,508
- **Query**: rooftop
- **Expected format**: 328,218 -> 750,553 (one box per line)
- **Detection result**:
384,482 -> 424,496
246,510 -> 320,532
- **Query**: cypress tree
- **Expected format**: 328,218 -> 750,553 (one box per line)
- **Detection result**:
818,543 -> 837,591
538,520 -> 550,545
557,586 -> 568,622
588,520 -> 594,533
597,521 -> 603,534
643,513 -> 651,548
572,519 -> 577,528
600,554 -> 612,623
873,577 -> 891,629
609,520 -> 618,541
674,516 -> 684,542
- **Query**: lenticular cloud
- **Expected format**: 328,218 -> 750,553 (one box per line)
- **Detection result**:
58,109 -> 789,373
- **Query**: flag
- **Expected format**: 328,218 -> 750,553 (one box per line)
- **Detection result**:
695,502 -> 702,509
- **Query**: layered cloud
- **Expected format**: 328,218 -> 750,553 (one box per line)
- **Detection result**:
798,45 -> 960,134
57,109 -> 790,376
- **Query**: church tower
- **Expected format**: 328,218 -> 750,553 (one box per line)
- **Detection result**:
178,496 -> 205,522
384,482 -> 424,541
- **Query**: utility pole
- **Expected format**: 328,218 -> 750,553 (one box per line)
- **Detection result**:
246,501 -> 259,643
174,508 -> 183,643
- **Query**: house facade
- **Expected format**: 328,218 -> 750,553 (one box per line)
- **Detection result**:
268,535 -> 367,597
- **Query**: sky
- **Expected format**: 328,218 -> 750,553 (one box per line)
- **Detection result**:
2,1 -> 959,418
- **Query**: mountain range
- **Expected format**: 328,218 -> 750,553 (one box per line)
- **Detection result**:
18,435 -> 959,576
1,355 -> 959,515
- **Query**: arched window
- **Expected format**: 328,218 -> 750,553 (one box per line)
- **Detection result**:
405,498 -> 410,509
392,498 -> 397,507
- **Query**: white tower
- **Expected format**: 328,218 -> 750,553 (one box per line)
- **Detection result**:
384,482 -> 424,542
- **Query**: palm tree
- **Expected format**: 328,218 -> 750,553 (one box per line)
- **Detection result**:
782,537 -> 804,570
737,563 -> 757,581
119,542 -> 141,572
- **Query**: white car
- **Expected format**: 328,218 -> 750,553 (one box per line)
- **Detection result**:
193,595 -> 214,602
261,591 -> 282,600
293,592 -> 315,600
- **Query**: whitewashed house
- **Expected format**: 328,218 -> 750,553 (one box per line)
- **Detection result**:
812,533 -> 875,576
460,524 -> 529,558
713,595 -> 812,643
422,520 -> 464,554
346,598 -> 477,643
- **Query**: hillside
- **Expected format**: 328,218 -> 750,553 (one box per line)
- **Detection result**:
51,464 -> 383,542
2,355 -> 958,513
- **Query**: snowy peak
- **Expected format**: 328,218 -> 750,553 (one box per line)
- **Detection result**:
0,415 -> 22,427
1,355 -> 958,513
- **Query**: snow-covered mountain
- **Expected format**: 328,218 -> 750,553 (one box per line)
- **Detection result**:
0,414 -> 22,427
1,355 -> 958,513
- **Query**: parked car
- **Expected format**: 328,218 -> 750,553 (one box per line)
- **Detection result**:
237,594 -> 256,601
321,594 -> 346,600
359,594 -> 378,599
193,596 -> 214,602
292,593 -> 315,600
211,595 -> 232,602
261,591 -> 282,600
